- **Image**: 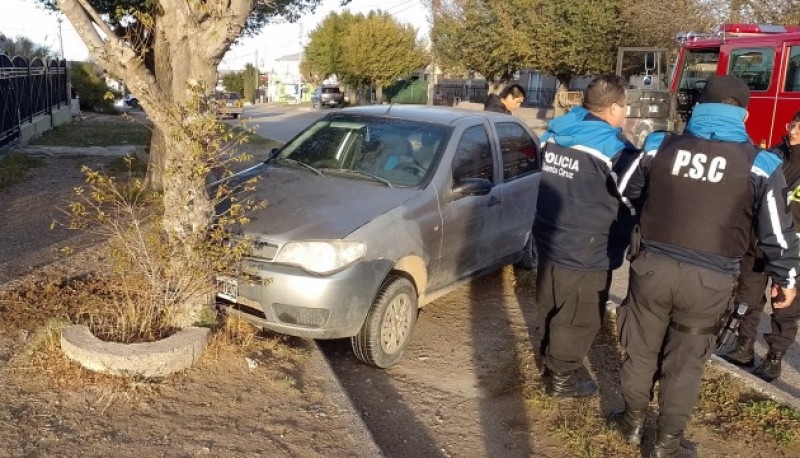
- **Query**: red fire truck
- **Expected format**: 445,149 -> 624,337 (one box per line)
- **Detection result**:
618,24 -> 800,147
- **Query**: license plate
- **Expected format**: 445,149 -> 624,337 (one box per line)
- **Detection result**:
216,276 -> 238,302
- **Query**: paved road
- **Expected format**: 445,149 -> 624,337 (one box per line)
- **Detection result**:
235,104 -> 336,143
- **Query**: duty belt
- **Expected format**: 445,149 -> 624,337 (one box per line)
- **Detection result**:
669,321 -> 718,336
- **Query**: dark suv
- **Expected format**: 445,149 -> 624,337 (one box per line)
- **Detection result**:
311,86 -> 344,108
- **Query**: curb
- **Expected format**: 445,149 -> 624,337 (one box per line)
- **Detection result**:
60,324 -> 210,378
308,342 -> 383,457
709,355 -> 800,411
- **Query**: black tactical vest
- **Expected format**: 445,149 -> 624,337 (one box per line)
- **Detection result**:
640,133 -> 757,258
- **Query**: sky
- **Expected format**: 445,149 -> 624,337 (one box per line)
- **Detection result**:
0,0 -> 430,70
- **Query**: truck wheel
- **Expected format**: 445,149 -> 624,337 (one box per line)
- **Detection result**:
513,228 -> 537,271
351,276 -> 418,368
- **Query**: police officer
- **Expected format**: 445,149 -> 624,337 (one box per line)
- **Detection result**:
723,110 -> 800,382
534,74 -> 639,398
607,76 -> 800,458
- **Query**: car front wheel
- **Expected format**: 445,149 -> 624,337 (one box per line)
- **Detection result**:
351,276 -> 418,368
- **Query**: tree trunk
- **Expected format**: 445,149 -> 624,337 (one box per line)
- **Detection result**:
375,83 -> 383,104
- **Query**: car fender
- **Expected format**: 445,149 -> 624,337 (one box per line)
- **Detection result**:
392,255 -> 427,301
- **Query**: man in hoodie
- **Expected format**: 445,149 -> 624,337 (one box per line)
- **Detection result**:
483,84 -> 526,114
722,110 -> 800,383
534,74 -> 639,398
608,76 -> 799,458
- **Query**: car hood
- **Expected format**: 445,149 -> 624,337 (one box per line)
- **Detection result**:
239,165 -> 418,241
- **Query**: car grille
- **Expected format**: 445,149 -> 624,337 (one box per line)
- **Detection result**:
249,240 -> 280,261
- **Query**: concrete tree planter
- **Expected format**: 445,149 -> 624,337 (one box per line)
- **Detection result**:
60,324 -> 211,378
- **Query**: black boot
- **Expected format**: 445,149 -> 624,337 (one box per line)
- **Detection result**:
722,336 -> 755,366
543,368 -> 597,398
753,349 -> 784,382
650,431 -> 697,458
606,408 -> 646,445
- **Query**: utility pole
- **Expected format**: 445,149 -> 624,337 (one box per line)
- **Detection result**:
254,48 -> 259,103
427,0 -> 440,106
57,15 -> 65,60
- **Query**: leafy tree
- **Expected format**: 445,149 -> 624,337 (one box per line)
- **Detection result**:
726,0 -> 800,25
303,12 -> 361,82
619,0 -> 717,50
69,61 -> 119,112
340,12 -> 427,103
243,64 -> 259,103
221,71 -> 245,96
2,36 -> 54,60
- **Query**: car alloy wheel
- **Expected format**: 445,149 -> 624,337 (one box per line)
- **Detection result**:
351,275 -> 418,368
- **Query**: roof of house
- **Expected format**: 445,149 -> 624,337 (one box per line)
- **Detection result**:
276,53 -> 302,62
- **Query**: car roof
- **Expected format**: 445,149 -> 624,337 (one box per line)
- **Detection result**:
337,104 -> 513,125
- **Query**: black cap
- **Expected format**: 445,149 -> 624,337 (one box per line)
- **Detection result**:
699,75 -> 750,108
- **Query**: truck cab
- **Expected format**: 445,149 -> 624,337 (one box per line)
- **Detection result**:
622,24 -> 800,147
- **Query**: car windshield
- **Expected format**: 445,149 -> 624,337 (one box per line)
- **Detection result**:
322,87 -> 340,94
277,114 -> 452,187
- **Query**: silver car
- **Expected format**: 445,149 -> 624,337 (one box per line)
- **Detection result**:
217,105 -> 541,367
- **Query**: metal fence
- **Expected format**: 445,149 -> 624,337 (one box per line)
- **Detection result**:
0,55 -> 69,148
434,77 -> 558,108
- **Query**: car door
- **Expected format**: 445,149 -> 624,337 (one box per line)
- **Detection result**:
431,122 -> 503,289
491,120 -> 541,261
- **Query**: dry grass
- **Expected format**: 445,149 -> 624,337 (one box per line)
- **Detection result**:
0,152 -> 45,190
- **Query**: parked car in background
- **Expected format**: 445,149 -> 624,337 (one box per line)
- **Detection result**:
215,105 -> 541,368
311,86 -> 344,108
215,91 -> 244,118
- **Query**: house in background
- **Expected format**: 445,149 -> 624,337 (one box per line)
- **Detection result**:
270,52 -> 309,103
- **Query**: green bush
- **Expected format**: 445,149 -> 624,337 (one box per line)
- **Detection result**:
69,61 -> 120,113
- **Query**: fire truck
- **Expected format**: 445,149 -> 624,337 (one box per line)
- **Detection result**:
617,23 -> 800,147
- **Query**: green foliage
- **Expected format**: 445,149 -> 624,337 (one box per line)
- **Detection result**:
221,71 -> 245,97
340,11 -> 427,101
243,64 -> 259,104
303,12 -> 361,82
0,153 -> 45,190
430,0 -> 714,83
69,61 -> 120,113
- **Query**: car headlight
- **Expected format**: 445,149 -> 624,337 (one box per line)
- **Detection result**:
273,240 -> 367,275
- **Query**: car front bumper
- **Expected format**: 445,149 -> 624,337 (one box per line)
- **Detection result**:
217,259 -> 393,339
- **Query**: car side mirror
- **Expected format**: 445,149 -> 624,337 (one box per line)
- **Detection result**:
645,52 -> 656,71
452,178 -> 492,197
266,147 -> 280,163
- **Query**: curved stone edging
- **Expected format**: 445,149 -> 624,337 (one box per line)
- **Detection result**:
60,325 -> 210,378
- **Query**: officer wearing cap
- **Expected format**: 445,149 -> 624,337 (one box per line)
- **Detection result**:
607,75 -> 800,458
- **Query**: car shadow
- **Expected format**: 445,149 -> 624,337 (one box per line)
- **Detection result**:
318,339 -> 447,458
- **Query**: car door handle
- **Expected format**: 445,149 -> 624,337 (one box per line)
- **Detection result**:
487,196 -> 501,206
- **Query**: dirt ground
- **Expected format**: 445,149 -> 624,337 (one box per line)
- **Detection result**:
0,115 -> 798,458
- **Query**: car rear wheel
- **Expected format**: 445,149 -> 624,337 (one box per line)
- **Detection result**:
351,276 -> 418,368
514,228 -> 537,271
233,113 -> 240,119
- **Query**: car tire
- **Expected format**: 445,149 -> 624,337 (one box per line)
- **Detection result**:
351,275 -> 418,368
233,113 -> 240,119
514,229 -> 537,271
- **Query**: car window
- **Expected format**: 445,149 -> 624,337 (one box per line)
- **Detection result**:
322,87 -> 341,94
452,125 -> 493,184
278,115 -> 452,187
728,47 -> 775,91
496,122 -> 539,181
785,46 -> 800,92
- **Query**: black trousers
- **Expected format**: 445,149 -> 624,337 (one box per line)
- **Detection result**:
536,258 -> 611,373
735,249 -> 800,353
619,251 -> 734,435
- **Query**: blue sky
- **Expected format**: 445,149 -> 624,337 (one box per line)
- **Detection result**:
1,0 -> 430,70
